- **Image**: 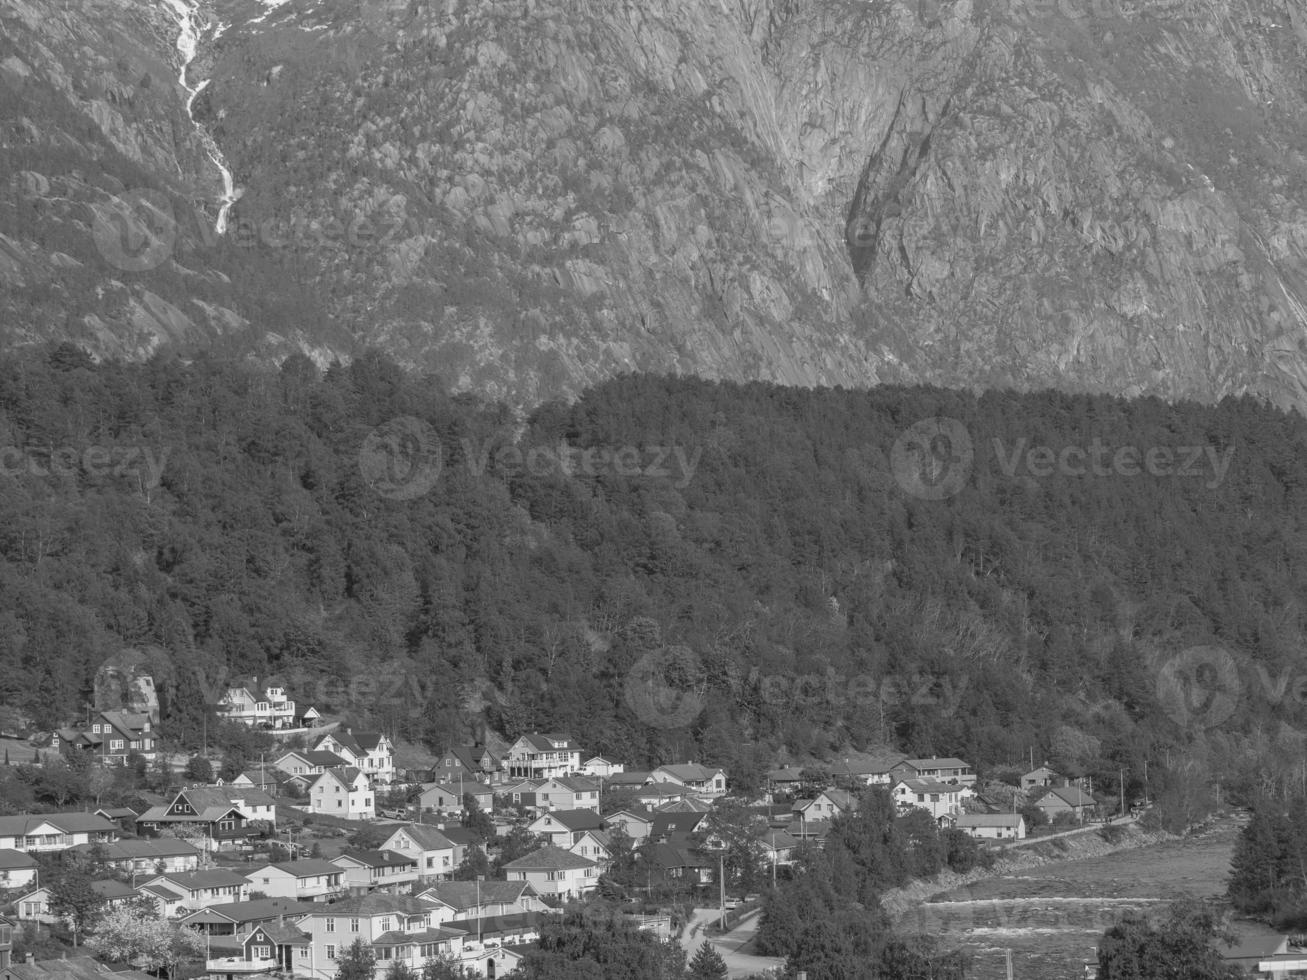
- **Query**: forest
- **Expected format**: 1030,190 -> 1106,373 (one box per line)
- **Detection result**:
3,345 -> 1307,810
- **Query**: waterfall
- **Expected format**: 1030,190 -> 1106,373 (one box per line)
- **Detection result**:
159,0 -> 238,235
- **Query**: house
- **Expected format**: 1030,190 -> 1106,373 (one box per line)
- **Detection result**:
299,706 -> 322,727
580,757 -> 624,779
826,753 -> 915,788
756,830 -> 800,866
633,783 -> 687,808
568,830 -> 612,868
785,818 -> 831,842
137,882 -> 187,918
495,779 -> 540,812
459,940 -> 529,979
0,851 -> 37,890
71,837 -> 201,874
1034,786 -> 1096,822
230,767 -> 293,796
308,767 -> 375,820
243,860 -> 345,901
652,764 -> 727,799
891,778 -> 969,824
0,956 -> 155,980
418,880 -> 547,926
765,766 -> 806,797
379,825 -> 457,881
312,730 -> 395,785
0,813 -> 118,853
502,845 -> 598,898
329,849 -> 418,892
299,894 -> 465,979
603,771 -> 655,791
527,809 -> 605,848
218,680 -> 298,730
138,869 -> 251,911
638,843 -> 713,886
137,786 -> 277,845
93,807 -> 139,832
648,812 -> 708,844
956,813 -> 1026,840
905,757 -> 976,788
0,914 -> 11,970
604,809 -> 653,842
1022,765 -> 1061,790
419,781 -> 493,813
205,920 -> 310,980
533,776 -> 600,813
179,898 -> 318,938
274,750 -> 351,781
19,882 -> 153,924
792,789 -> 856,823
437,826 -> 485,870
434,746 -> 503,785
53,711 -> 157,764
1220,934 -> 1292,973
655,797 -> 713,814
503,734 -> 582,780
445,911 -> 545,965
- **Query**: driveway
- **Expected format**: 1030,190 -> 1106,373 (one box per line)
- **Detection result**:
681,907 -> 785,978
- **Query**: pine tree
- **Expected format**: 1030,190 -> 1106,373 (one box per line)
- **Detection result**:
688,941 -> 727,979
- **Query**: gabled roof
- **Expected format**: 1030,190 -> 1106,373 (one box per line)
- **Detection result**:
0,847 -> 38,869
177,786 -> 274,813
98,710 -> 152,734
756,830 -> 801,850
438,826 -> 482,848
90,879 -> 138,900
956,813 -> 1024,827
246,921 -> 311,945
637,783 -> 685,800
311,894 -> 431,916
603,771 -> 654,787
252,859 -> 341,878
502,845 -> 596,872
311,767 -> 365,788
894,778 -> 965,795
604,808 -> 653,827
766,766 -> 806,782
1040,785 -> 1095,807
331,849 -> 415,869
654,764 -> 723,783
0,813 -> 118,836
444,911 -> 547,938
654,798 -> 713,813
531,809 -> 604,832
511,733 -> 579,754
179,899 -> 316,925
639,843 -> 712,870
0,955 -> 155,980
291,750 -> 350,768
371,926 -> 464,946
148,869 -> 249,891
95,807 -> 140,819
649,812 -> 707,839
419,880 -> 537,910
825,754 -> 911,777
387,824 -> 457,851
904,757 -> 972,771
540,776 -> 599,793
139,883 -> 182,901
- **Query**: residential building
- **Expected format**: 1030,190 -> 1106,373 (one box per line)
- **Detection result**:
792,789 -> 857,823
445,912 -> 544,968
274,750 -> 350,781
329,849 -> 418,892
602,771 -> 655,791
534,776 -> 600,813
312,731 -> 395,785
418,880 -> 547,926
379,825 -> 457,881
1034,786 -> 1096,822
603,809 -> 653,842
0,914 -> 10,971
93,807 -> 139,832
0,851 -> 37,890
1,956 -> 154,980
502,845 -> 598,898
137,882 -> 186,917
53,711 -> 157,765
299,894 -> 464,979
891,778 -> 969,824
243,860 -> 344,901
756,829 -> 800,867
137,786 -> 277,845
503,734 -> 582,780
0,813 -> 117,854
434,746 -> 503,785
205,920 -> 309,980
652,764 -> 727,799
764,766 -> 806,797
905,757 -> 976,788
526,809 -> 604,848
495,779 -> 540,812
579,757 -> 623,778
179,899 -> 318,938
633,783 -> 686,808
71,838 -> 200,874
218,680 -> 298,730
419,781 -> 493,813
436,826 -> 485,870
230,767 -> 294,796
648,812 -> 708,844
956,813 -> 1027,840
826,754 -> 915,788
308,768 -> 374,820
637,844 -> 713,886
138,869 -> 250,911
568,830 -> 611,868
1022,765 -> 1061,790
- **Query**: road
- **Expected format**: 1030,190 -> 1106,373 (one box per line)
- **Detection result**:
681,907 -> 785,978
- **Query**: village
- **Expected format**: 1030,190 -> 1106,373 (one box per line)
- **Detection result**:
0,678 -> 1144,980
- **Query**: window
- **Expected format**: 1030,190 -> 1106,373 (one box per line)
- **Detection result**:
325,946 -> 336,960
252,946 -> 271,959
110,739 -> 124,750
325,918 -> 335,932
426,857 -> 434,868
351,919 -> 360,933
93,724 -> 102,734
379,918 -> 391,933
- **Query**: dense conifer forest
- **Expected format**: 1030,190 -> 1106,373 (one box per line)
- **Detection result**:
4,345 -> 1307,810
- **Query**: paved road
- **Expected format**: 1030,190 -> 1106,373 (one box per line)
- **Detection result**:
998,814 -> 1137,849
681,907 -> 785,978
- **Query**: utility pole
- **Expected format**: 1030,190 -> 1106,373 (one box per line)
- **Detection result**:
1120,769 -> 1125,819
718,851 -> 725,931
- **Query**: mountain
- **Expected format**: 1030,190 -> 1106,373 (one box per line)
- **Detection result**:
4,0 -> 1307,407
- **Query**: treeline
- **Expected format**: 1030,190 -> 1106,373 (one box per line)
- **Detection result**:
1228,796 -> 1307,928
3,347 -> 1307,803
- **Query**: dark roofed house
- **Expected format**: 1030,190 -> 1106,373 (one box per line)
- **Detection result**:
527,809 -> 604,847
0,814 -> 118,854
329,849 -> 417,892
648,812 -> 708,843
1,956 -> 155,980
53,711 -> 157,766
1034,785 -> 1096,822
179,898 -> 318,937
638,843 -> 714,885
502,845 -> 598,898
0,850 -> 38,889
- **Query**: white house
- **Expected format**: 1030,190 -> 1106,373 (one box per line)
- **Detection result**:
298,894 -> 464,979
502,845 -> 598,898
526,809 -> 604,848
219,680 -> 298,729
652,764 -> 727,799
904,757 -> 976,788
243,860 -> 345,901
0,813 -> 118,853
580,757 -> 624,778
956,813 -> 1027,840
139,869 -> 251,911
78,838 -> 201,874
568,830 -> 612,869
379,825 -> 457,881
308,767 -> 375,820
417,880 -> 547,926
0,850 -> 38,890
504,733 -> 582,780
891,778 -> 970,824
312,731 -> 395,785
328,849 -> 418,893
792,789 -> 856,823
1022,765 -> 1061,790
604,809 -> 653,842
275,749 -> 350,780
533,776 -> 600,813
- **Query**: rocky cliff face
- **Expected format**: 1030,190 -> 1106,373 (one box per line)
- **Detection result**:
3,0 -> 1307,407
